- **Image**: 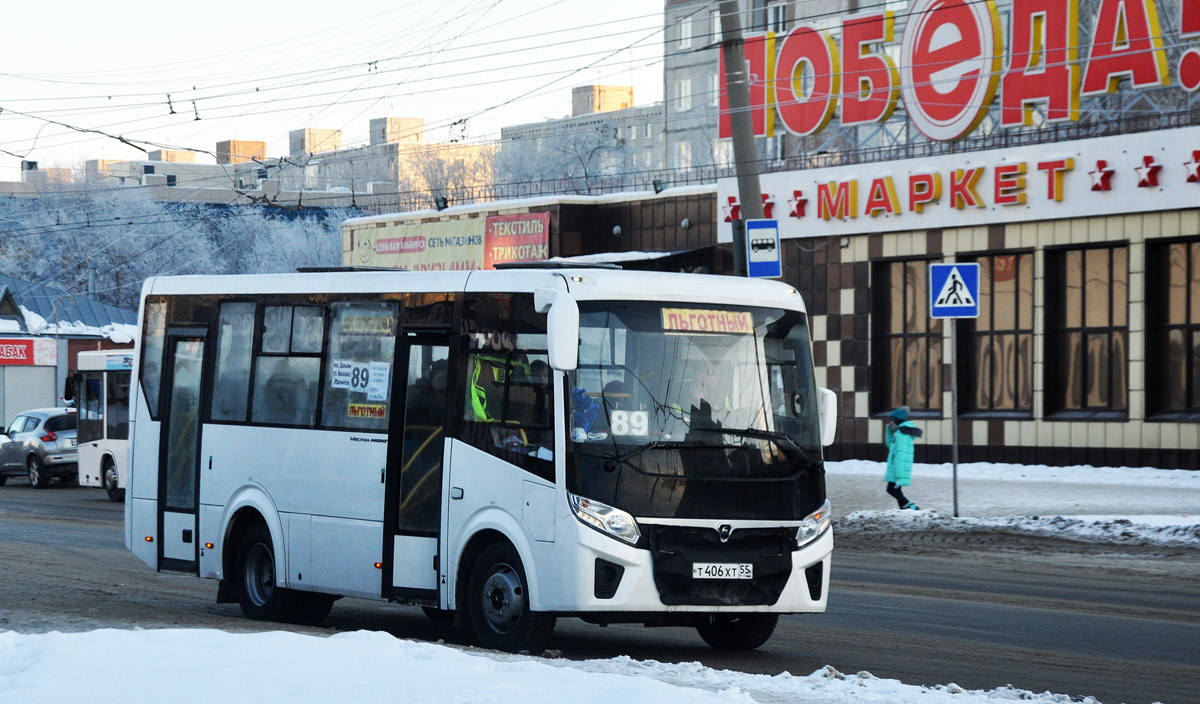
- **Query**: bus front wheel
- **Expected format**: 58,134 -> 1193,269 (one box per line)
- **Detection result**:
467,542 -> 555,653
235,524 -> 296,621
694,613 -> 779,650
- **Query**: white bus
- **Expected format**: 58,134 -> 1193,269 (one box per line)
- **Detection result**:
76,349 -> 133,501
126,267 -> 837,652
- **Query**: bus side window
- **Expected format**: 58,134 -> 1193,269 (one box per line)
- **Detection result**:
250,305 -> 323,427
212,302 -> 255,422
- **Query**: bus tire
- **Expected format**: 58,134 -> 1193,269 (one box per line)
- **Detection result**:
103,462 -> 124,502
287,593 -> 337,626
421,606 -> 456,625
467,542 -> 555,654
694,613 -> 779,650
235,524 -> 297,621
27,456 -> 50,489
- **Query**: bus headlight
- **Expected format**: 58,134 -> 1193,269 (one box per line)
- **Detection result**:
569,493 -> 641,545
796,499 -> 832,547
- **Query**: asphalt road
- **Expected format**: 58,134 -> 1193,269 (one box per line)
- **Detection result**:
1,483 -> 1196,704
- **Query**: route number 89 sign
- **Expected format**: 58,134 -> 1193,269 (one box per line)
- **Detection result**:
610,410 -> 648,436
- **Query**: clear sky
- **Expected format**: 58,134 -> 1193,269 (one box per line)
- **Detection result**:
0,0 -> 666,178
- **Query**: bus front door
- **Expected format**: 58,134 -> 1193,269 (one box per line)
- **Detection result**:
158,334 -> 206,572
384,337 -> 450,599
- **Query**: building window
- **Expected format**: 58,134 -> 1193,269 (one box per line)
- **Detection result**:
678,16 -> 692,49
1045,245 -> 1128,415
874,260 -> 943,412
711,71 -> 720,107
675,78 -> 692,112
644,123 -> 652,139
713,140 -> 733,168
768,2 -> 787,33
1148,239 -> 1200,415
676,142 -> 693,171
964,253 -> 1034,413
710,9 -> 721,41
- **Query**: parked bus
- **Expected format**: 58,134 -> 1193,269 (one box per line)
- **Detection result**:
76,349 -> 133,501
126,267 -> 837,652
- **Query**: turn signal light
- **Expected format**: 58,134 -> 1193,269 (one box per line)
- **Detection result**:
205,542 -> 214,549
374,562 -> 382,569
144,536 -> 154,542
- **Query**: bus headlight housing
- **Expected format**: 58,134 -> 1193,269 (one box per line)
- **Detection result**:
796,499 -> 832,547
569,493 -> 640,545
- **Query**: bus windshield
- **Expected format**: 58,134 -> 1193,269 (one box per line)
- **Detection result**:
566,301 -> 825,521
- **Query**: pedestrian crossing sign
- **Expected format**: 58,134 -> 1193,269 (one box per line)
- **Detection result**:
929,263 -> 980,319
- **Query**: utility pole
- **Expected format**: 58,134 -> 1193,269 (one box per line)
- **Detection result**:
719,0 -> 762,276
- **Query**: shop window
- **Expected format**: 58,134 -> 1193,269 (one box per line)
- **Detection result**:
873,259 -> 943,413
1147,239 -> 1200,416
964,253 -> 1034,414
1045,245 -> 1128,416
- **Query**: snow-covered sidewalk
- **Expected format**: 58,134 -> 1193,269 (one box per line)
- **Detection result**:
826,460 -> 1200,547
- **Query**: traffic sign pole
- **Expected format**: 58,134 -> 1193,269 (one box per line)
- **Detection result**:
929,262 -> 979,520
951,320 -> 959,518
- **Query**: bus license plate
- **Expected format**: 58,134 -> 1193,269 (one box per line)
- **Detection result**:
692,562 -> 753,580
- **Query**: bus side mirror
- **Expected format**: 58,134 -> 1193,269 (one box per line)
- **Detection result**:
817,387 -> 837,446
535,288 -> 579,372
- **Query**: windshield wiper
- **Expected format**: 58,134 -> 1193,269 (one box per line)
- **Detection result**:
602,439 -> 738,472
692,426 -> 821,471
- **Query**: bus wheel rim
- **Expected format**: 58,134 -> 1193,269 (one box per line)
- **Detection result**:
245,543 -> 274,606
481,563 -> 523,633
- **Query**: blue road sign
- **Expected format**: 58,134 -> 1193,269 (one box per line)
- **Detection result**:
929,263 -> 980,319
745,219 -> 782,279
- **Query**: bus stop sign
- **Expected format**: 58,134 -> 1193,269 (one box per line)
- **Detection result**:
929,263 -> 980,319
744,219 -> 782,279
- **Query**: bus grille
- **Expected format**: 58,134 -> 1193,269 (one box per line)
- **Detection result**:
646,526 -> 794,606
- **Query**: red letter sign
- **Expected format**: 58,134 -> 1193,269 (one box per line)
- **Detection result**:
719,34 -> 775,138
1081,0 -> 1170,95
775,26 -> 841,136
840,12 -> 899,125
1002,0 -> 1081,125
900,0 -> 1002,141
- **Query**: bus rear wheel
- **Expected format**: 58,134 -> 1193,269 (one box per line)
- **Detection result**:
694,613 -> 779,650
103,462 -> 124,502
467,542 -> 555,653
236,524 -> 298,621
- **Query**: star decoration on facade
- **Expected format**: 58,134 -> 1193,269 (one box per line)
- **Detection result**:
1134,155 -> 1161,187
1184,151 -> 1200,183
1089,160 -> 1114,191
788,190 -> 807,218
722,196 -> 741,222
760,193 -> 775,219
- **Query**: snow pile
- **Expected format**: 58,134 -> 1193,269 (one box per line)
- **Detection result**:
837,510 -> 1200,547
0,629 -> 1107,704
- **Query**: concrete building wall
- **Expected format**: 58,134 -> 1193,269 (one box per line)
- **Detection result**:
216,140 -> 266,165
147,149 -> 197,163
571,85 -> 634,116
370,117 -> 425,145
290,128 -> 343,157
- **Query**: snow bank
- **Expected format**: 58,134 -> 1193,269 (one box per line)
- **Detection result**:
0,629 -> 1108,704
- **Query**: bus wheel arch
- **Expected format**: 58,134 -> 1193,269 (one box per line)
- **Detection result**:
459,532 -> 555,653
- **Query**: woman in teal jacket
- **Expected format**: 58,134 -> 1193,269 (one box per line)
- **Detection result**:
884,406 -> 922,510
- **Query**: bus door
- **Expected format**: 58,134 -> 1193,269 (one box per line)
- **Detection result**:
383,335 -> 451,599
158,331 -> 207,572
